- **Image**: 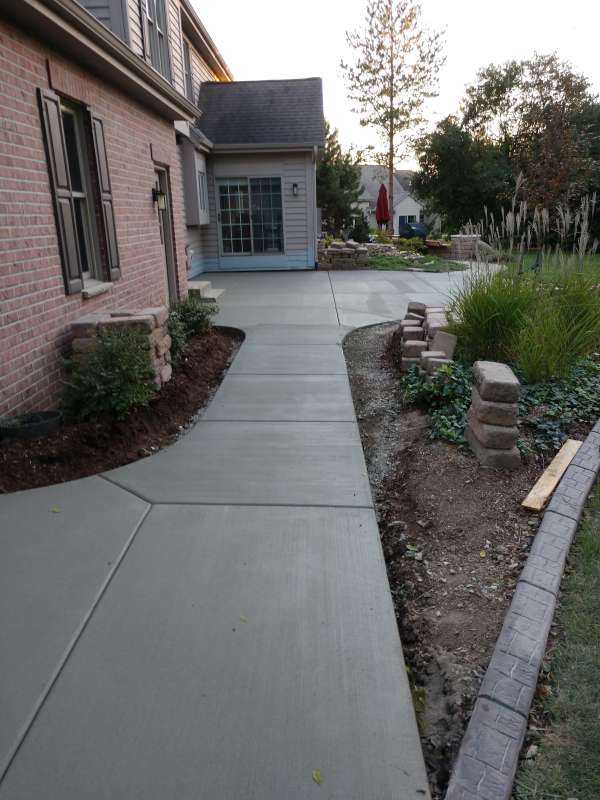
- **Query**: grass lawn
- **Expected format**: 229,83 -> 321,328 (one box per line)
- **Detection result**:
503,249 -> 600,280
366,254 -> 468,272
516,484 -> 600,800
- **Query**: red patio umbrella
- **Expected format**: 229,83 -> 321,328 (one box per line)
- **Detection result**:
375,183 -> 390,227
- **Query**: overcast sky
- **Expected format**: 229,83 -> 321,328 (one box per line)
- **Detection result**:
191,0 -> 600,169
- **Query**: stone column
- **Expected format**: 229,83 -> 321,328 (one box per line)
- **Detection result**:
465,361 -> 521,469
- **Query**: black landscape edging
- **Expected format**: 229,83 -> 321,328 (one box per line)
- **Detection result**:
445,419 -> 600,800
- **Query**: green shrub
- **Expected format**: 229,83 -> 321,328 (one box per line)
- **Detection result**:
349,213 -> 371,243
61,330 -> 155,421
167,296 -> 218,362
396,237 -> 427,254
167,311 -> 187,362
373,228 -> 393,244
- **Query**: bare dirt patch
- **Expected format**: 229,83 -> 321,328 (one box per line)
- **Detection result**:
0,329 -> 241,494
343,322 -> 547,798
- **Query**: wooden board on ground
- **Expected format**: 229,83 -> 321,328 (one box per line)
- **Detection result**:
522,439 -> 583,511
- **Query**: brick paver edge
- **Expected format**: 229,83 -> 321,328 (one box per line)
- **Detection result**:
445,420 -> 600,800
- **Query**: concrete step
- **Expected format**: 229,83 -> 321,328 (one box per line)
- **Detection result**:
187,280 -> 211,298
202,287 -> 226,303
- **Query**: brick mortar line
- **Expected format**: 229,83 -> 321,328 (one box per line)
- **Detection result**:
445,419 -> 600,800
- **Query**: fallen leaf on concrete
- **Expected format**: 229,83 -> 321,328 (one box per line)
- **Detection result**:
237,615 -> 247,622
48,509 -> 61,513
312,769 -> 323,786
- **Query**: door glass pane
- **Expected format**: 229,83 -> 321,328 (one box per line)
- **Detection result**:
218,180 -> 251,255
250,178 -> 283,253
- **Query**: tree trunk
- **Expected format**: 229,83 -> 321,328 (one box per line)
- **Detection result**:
388,28 -> 394,232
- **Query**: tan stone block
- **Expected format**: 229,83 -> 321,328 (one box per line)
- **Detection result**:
466,406 -> 518,449
156,334 -> 172,357
419,350 -> 446,368
72,337 -> 101,354
137,307 -> 169,327
401,357 -> 420,372
158,364 -> 172,384
148,324 -> 168,347
403,340 -> 428,357
473,361 -> 520,402
427,358 -> 454,375
472,385 -> 518,426
403,326 -> 424,341
465,424 -> 521,470
98,315 -> 156,334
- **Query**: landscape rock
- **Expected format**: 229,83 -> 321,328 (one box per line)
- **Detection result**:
419,350 -> 447,369
427,358 -> 454,375
401,357 -> 420,372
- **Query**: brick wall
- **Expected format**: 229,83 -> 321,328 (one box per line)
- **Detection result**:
0,20 -> 188,416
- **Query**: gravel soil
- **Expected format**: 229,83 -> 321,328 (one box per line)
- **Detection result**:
343,322 -> 548,798
0,329 -> 241,494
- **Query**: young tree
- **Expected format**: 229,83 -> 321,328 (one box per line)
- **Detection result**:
316,121 -> 363,230
341,0 -> 445,221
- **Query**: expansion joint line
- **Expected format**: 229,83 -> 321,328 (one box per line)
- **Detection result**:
327,271 -> 341,326
0,503 -> 152,786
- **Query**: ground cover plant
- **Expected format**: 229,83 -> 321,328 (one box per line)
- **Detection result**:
366,254 -> 467,272
168,297 -> 218,361
516,484 -> 600,800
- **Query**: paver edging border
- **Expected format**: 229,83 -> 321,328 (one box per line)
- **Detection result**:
445,420 -> 600,800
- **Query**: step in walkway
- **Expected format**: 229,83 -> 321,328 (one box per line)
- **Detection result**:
188,279 -> 226,303
0,274 -> 437,799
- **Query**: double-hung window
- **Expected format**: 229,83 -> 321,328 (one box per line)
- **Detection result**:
39,89 -> 120,294
218,178 -> 284,255
183,40 -> 194,103
145,0 -> 171,82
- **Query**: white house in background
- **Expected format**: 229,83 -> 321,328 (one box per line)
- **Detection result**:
357,165 -> 438,234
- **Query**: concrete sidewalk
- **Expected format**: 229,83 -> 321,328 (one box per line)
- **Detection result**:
0,270 -> 455,799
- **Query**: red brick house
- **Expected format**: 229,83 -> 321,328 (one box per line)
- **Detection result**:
0,0 -> 324,418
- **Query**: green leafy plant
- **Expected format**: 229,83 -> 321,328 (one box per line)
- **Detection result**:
61,330 -> 155,421
373,227 -> 393,244
399,362 -> 473,442
0,413 -> 32,428
168,296 -> 217,362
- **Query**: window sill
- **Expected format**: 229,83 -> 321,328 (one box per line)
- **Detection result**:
82,280 -> 112,300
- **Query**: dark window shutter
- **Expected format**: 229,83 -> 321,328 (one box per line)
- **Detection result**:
38,88 -> 83,294
90,113 -> 121,281
140,0 -> 153,64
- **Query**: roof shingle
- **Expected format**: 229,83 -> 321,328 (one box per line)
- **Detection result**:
197,78 -> 325,146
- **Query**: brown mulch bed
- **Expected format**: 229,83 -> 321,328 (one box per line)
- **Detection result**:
343,322 -> 593,798
0,329 -> 240,494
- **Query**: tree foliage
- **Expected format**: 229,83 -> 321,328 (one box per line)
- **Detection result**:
341,0 -> 445,215
316,121 -> 363,229
413,53 -> 600,231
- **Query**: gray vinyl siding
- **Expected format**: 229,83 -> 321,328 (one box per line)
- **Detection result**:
283,154 -> 309,253
201,160 -> 220,257
168,0 -> 185,94
190,49 -> 217,104
177,143 -> 205,270
127,0 -> 144,56
78,0 -> 129,42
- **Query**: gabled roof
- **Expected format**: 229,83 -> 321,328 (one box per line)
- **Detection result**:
358,166 -> 417,210
197,78 -> 325,147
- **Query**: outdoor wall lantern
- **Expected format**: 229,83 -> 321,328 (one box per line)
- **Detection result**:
152,187 -> 167,210
292,183 -> 298,196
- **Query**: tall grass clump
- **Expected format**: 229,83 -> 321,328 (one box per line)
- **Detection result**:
448,268 -> 538,362
449,188 -> 600,381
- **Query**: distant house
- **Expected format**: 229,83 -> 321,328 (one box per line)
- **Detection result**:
356,165 -> 439,234
0,0 -> 324,417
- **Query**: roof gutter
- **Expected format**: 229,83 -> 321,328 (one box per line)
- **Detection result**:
211,142 -> 325,155
1,0 -> 200,122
